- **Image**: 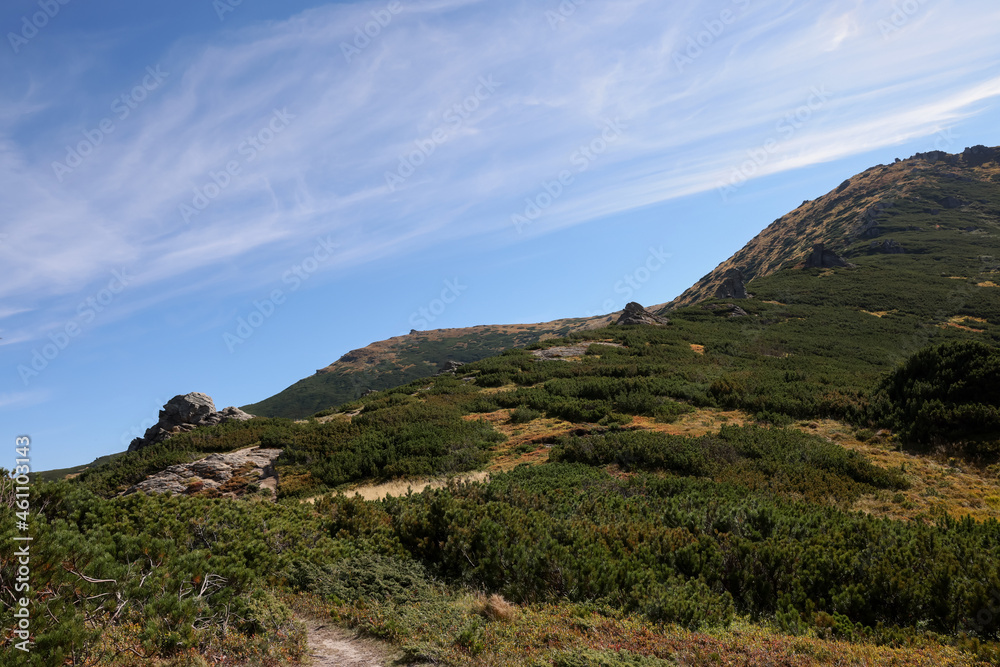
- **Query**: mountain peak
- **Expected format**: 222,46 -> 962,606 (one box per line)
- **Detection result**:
668,145 -> 1000,309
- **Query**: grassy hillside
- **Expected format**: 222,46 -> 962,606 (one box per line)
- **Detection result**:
670,145 -> 1000,307
243,316 -> 615,419
5,147 -> 1000,666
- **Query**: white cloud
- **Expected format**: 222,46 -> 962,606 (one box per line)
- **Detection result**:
3,0 -> 1000,338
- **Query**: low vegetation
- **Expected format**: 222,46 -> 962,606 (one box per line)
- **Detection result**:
4,155 -> 1000,664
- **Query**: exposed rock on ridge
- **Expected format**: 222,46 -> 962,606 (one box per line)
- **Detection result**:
617,302 -> 670,326
128,393 -> 254,452
124,446 -> 280,497
714,269 -> 748,299
666,146 -> 1000,309
804,244 -> 854,269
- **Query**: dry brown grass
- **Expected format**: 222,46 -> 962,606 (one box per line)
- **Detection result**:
803,419 -> 1000,523
472,593 -> 518,622
464,409 -> 583,471
632,408 -> 751,437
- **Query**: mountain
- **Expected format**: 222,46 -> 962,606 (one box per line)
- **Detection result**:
243,315 -> 617,419
18,146 -> 1000,666
669,145 -> 1000,309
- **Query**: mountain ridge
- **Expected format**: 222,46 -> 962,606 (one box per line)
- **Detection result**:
666,145 -> 1000,309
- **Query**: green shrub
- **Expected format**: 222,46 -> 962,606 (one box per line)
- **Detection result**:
510,407 -> 542,424
870,340 -> 1000,458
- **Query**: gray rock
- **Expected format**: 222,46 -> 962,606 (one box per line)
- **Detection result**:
855,201 -> 893,239
124,447 -> 282,498
616,302 -> 670,326
703,303 -> 749,318
804,244 -> 854,269
127,393 -> 255,452
870,239 -> 905,254
714,269 -> 748,300
437,360 -> 464,375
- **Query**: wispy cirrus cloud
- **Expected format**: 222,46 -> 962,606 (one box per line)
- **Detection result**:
2,0 -> 1000,339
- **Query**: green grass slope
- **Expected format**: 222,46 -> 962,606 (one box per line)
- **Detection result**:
7,147 -> 1000,666
242,316 -> 615,419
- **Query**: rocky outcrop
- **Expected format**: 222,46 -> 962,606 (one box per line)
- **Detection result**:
124,447 -> 281,497
714,269 -> 748,300
531,342 -> 625,360
870,239 -> 905,254
616,302 -> 670,326
703,303 -> 749,318
128,393 -> 254,452
437,360 -> 464,375
960,145 -> 1000,167
912,145 -> 1000,168
855,201 -> 893,239
804,244 -> 853,269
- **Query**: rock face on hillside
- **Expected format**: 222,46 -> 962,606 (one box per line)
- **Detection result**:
668,145 -> 1000,309
124,446 -> 280,497
617,302 -> 670,326
871,239 -> 905,254
127,393 -> 254,452
714,269 -> 748,300
804,244 -> 853,269
703,303 -> 749,318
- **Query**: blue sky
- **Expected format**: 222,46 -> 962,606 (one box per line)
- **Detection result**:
3,0 -> 1000,471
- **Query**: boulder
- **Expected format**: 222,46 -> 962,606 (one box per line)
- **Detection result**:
870,239 -> 905,254
124,447 -> 282,497
855,201 -> 893,239
961,145 -> 1000,167
714,268 -> 748,300
437,360 -> 464,375
804,244 -> 853,269
703,303 -> 749,318
617,302 -> 670,326
127,393 -> 255,452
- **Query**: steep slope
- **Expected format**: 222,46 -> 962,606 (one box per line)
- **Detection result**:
668,145 -> 1000,308
242,314 -> 616,418
30,146 -> 1000,666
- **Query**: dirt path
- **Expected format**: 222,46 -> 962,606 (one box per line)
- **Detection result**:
301,617 -> 390,666
304,471 -> 490,504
